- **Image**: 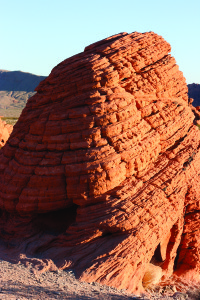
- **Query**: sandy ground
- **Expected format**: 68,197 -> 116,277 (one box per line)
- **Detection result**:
0,258 -> 147,300
0,258 -> 142,300
1,258 -> 200,300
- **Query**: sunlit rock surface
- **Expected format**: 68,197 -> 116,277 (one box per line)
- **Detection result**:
0,32 -> 200,293
0,117 -> 13,147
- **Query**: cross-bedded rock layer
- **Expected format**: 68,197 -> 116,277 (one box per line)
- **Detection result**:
0,32 -> 200,293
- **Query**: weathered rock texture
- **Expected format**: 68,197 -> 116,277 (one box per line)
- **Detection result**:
0,117 -> 13,147
0,32 -> 200,293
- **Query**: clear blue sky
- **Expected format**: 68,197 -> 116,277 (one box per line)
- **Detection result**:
0,0 -> 199,84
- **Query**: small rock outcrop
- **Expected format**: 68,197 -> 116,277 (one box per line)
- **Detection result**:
0,32 -> 200,294
0,117 -> 13,147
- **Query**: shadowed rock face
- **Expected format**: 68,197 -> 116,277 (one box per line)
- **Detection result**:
0,32 -> 200,293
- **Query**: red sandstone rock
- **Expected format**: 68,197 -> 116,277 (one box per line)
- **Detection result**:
0,31 -> 200,294
0,117 -> 13,147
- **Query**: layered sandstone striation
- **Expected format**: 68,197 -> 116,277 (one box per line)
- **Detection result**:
0,117 -> 13,147
0,32 -> 200,293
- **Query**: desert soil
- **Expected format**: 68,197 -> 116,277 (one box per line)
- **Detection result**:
1,258 -> 199,300
0,258 -> 144,300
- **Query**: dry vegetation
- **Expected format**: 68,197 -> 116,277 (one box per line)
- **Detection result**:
1,117 -> 18,126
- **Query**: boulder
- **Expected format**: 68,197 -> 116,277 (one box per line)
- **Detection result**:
0,31 -> 200,293
0,117 -> 13,147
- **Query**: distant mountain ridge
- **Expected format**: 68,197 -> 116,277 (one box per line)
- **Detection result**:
0,70 -> 46,117
0,70 -> 46,92
188,83 -> 200,107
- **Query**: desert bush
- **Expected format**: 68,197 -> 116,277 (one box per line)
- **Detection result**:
142,263 -> 163,288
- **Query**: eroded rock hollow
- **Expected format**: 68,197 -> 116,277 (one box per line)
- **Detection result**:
0,32 -> 200,293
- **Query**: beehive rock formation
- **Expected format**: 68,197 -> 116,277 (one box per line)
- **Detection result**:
0,117 -> 13,147
0,32 -> 200,293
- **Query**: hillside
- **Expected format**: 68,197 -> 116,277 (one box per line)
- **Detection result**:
188,83 -> 200,106
0,69 -> 46,91
0,70 -> 46,117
